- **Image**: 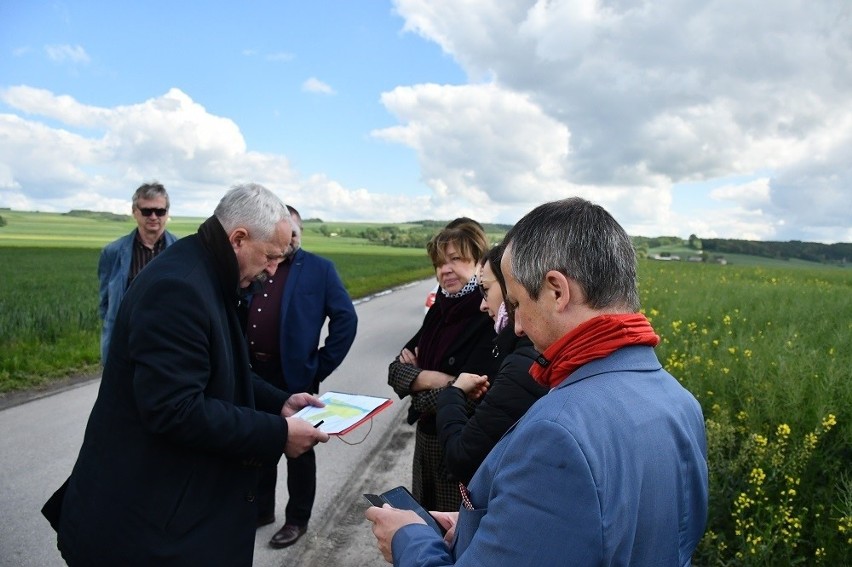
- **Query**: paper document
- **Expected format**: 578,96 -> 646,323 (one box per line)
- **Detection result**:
293,391 -> 392,435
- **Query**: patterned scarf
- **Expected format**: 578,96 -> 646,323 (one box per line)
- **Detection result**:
529,313 -> 660,389
442,277 -> 477,299
494,302 -> 509,334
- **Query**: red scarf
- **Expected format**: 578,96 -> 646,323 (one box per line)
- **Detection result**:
529,314 -> 660,389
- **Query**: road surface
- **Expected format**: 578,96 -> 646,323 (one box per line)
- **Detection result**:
0,278 -> 435,567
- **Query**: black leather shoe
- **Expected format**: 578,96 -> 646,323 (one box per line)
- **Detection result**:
269,524 -> 307,548
256,513 -> 275,528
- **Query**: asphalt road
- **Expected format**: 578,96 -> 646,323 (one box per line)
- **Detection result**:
0,278 -> 434,567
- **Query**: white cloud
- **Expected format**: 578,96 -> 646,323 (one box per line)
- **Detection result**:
374,83 -> 572,203
389,0 -> 852,241
0,87 -> 426,221
2,2 -> 850,242
44,44 -> 90,64
710,179 -> 771,210
302,77 -> 336,95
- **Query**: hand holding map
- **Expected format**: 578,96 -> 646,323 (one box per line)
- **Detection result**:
293,391 -> 392,435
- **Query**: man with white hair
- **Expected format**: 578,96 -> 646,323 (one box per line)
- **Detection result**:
44,183 -> 329,566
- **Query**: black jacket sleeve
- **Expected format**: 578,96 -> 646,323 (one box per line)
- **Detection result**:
437,337 -> 548,484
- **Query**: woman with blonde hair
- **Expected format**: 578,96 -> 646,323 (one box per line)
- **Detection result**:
388,219 -> 497,511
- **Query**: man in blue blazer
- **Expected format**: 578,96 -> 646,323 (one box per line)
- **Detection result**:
367,198 -> 708,566
98,181 -> 178,360
249,205 -> 358,548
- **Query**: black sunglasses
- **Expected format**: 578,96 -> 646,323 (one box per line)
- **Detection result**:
138,207 -> 168,217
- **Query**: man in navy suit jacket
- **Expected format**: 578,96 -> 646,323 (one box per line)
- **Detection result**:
248,205 -> 358,549
367,198 -> 708,566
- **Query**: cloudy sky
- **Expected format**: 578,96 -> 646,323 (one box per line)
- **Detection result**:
1,0 -> 850,242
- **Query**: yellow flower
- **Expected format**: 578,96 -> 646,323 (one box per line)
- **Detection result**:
804,432 -> 818,450
776,423 -> 791,438
822,414 -> 836,430
748,468 -> 766,486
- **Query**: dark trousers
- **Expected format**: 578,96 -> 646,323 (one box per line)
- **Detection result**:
257,449 -> 316,526
252,355 -> 317,527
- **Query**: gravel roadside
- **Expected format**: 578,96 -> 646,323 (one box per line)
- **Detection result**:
0,372 -> 101,412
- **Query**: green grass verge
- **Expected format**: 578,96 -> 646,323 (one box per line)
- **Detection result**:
0,242 -> 434,393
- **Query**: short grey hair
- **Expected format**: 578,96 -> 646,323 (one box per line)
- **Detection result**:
504,197 -> 640,312
132,181 -> 169,209
214,183 -> 290,241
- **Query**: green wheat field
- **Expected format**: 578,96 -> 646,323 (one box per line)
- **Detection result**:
0,209 -> 850,563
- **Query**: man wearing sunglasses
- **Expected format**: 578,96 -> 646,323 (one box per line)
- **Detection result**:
97,181 -> 178,360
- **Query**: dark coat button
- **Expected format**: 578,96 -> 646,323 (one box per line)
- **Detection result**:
448,356 -> 456,366
246,491 -> 255,502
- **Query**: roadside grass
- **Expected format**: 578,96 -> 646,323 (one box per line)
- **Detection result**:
0,242 -> 434,392
0,247 -> 102,390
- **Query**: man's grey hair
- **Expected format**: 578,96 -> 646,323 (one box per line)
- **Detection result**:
214,183 -> 290,241
504,197 -> 640,312
132,182 -> 169,209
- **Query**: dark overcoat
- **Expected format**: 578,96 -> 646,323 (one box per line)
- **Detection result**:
44,217 -> 290,566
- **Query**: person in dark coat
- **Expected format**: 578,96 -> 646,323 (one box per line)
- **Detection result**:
388,220 -> 497,512
436,243 -> 548,485
42,183 -> 330,567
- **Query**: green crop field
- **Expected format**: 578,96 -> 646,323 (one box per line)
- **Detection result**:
0,210 -> 439,390
1,210 -> 851,562
641,261 -> 851,563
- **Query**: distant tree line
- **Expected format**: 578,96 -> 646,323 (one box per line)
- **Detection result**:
314,219 -> 511,249
65,210 -> 130,222
317,224 -> 439,248
407,219 -> 514,233
10,208 -> 848,265
631,235 -> 688,249
702,238 -> 851,265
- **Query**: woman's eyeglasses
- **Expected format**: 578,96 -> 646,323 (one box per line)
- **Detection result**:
477,277 -> 496,299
